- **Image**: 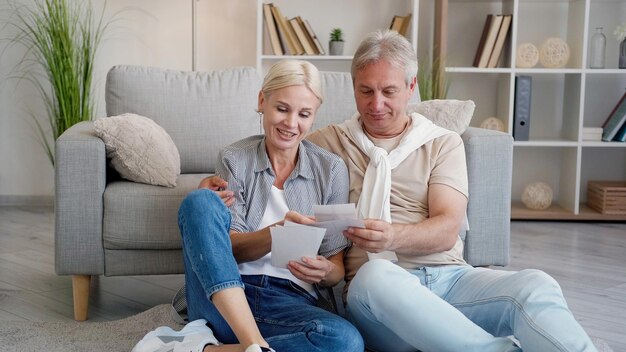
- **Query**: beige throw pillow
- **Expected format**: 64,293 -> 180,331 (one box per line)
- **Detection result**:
94,113 -> 180,187
407,99 -> 475,134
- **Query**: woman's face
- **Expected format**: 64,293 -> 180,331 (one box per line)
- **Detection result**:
259,84 -> 320,157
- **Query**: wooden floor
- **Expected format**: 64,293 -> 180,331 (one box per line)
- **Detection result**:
0,206 -> 624,350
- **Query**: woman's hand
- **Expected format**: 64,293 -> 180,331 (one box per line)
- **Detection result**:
287,255 -> 335,285
198,176 -> 235,207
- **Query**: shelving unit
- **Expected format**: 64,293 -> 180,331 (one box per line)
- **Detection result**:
256,0 -> 418,73
438,0 -> 626,220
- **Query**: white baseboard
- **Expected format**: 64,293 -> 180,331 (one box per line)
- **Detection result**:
0,195 -> 54,207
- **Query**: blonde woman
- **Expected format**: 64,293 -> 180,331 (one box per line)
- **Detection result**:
134,60 -> 363,352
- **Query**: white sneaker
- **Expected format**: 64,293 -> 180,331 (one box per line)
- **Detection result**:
244,344 -> 275,352
132,319 -> 219,352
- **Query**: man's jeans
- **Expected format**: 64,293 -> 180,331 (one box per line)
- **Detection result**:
178,189 -> 364,351
347,259 -> 597,352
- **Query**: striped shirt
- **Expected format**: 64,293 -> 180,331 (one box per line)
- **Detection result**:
217,135 -> 350,257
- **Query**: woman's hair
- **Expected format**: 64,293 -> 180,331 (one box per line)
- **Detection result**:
261,60 -> 323,103
351,29 -> 418,86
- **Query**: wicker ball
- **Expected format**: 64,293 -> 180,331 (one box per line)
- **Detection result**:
522,182 -> 553,210
480,117 -> 505,132
539,38 -> 570,68
516,43 -> 539,68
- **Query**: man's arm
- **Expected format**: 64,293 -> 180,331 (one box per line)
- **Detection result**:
344,183 -> 467,256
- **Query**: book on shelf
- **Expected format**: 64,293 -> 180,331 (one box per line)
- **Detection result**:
613,121 -> 626,142
513,75 -> 532,141
302,18 -> 325,55
289,17 -> 317,55
582,127 -> 603,141
473,14 -> 503,68
270,4 -> 303,55
389,14 -> 412,37
263,3 -> 283,55
487,14 -> 512,68
602,91 -> 626,141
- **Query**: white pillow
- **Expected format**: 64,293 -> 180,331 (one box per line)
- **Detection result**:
94,113 -> 180,187
407,99 -> 475,134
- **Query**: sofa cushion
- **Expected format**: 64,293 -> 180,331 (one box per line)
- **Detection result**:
103,174 -> 209,250
106,65 -> 262,174
408,99 -> 475,135
94,113 -> 180,187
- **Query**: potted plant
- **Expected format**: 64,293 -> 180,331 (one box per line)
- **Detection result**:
418,56 -> 449,101
329,28 -> 344,56
3,0 -> 109,165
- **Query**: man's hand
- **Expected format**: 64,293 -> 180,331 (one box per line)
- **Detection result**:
197,176 -> 235,207
344,219 -> 396,253
281,210 -> 316,226
288,255 -> 335,285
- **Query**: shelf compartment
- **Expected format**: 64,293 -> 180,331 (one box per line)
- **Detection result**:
514,73 -> 581,141
446,0 -> 515,68
517,0 -> 586,69
583,73 -> 626,131
579,147 -> 626,206
512,146 -> 579,214
447,72 -> 512,129
588,0 -> 626,69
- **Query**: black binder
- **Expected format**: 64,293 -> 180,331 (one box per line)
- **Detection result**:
513,75 -> 532,141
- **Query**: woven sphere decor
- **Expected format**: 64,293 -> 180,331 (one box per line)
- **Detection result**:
516,42 -> 539,68
539,37 -> 570,68
522,182 -> 553,210
480,117 -> 505,132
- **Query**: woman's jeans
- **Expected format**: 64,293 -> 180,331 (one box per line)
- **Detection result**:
178,189 -> 363,352
347,259 -> 597,352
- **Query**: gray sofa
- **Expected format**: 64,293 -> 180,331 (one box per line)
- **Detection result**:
55,65 -> 513,321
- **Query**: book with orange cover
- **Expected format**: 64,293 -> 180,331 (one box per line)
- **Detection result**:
487,14 -> 512,68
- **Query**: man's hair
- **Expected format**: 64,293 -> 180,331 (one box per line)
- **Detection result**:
262,60 -> 323,103
351,30 -> 418,86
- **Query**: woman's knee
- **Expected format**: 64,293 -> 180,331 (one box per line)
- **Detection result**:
179,189 -> 230,230
314,317 -> 364,351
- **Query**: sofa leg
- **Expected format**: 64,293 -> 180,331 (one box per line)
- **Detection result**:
72,275 -> 91,321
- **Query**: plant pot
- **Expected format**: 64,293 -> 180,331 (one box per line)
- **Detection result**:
329,41 -> 344,56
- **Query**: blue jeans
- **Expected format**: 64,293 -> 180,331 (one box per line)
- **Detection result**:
347,259 -> 597,352
178,189 -> 364,352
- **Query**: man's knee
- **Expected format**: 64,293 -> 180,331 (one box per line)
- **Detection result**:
513,269 -> 563,303
348,259 -> 406,302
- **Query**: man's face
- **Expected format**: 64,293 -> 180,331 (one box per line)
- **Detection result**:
353,60 -> 415,138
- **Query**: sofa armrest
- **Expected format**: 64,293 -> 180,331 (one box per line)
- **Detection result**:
461,127 -> 513,266
55,121 -> 106,275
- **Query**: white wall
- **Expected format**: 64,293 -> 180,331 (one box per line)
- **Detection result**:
0,0 -> 257,203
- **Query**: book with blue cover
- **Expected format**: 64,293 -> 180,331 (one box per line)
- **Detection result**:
612,120 -> 626,142
602,91 -> 626,141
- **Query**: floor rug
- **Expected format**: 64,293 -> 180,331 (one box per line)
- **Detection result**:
0,304 -> 615,352
0,304 -> 182,352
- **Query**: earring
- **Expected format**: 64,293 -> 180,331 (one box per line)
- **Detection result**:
257,111 -> 263,118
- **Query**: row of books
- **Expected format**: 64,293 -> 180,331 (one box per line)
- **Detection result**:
601,91 -> 626,142
473,14 -> 512,68
263,3 -> 325,56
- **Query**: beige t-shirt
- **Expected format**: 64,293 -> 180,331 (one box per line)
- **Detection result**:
307,122 -> 469,289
